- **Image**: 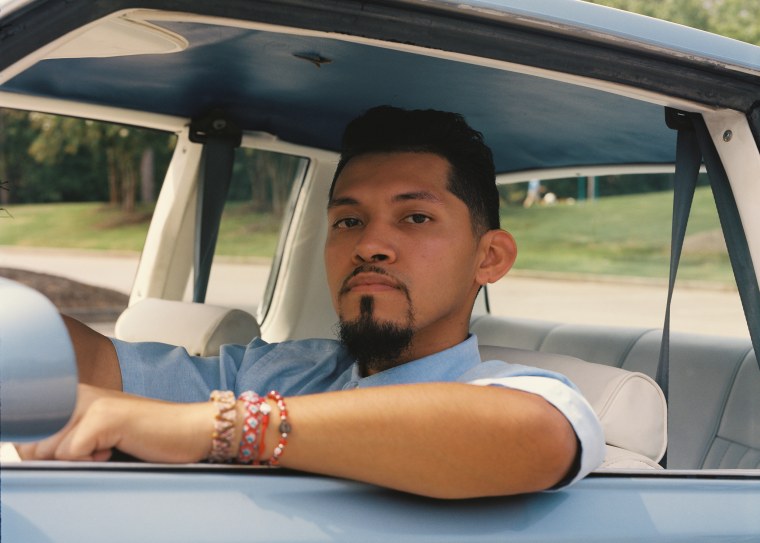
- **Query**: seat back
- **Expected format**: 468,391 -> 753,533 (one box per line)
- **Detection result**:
115,298 -> 260,356
478,344 -> 667,469
473,315 -> 760,469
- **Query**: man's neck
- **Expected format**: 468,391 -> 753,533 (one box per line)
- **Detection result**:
363,330 -> 470,376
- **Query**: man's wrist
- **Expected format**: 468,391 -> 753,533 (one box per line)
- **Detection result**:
203,392 -> 290,465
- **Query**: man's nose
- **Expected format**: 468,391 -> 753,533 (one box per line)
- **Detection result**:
352,222 -> 397,264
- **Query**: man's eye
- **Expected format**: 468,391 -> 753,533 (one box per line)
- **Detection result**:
334,217 -> 362,229
404,214 -> 431,224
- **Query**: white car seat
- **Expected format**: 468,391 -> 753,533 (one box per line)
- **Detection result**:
115,298 -> 260,356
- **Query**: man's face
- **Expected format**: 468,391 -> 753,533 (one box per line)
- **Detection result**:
325,152 -> 485,371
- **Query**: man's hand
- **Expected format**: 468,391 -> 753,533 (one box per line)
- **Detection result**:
17,384 -> 215,463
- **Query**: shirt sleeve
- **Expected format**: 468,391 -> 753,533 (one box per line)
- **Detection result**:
111,336 -> 348,402
467,374 -> 605,489
112,337 -> 248,402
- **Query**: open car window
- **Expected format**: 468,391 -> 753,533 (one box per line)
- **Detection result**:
489,174 -> 749,338
198,147 -> 308,318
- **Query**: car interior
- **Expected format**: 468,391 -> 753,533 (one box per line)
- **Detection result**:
3,6 -> 760,475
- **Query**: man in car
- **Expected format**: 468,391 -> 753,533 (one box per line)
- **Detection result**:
19,106 -> 604,498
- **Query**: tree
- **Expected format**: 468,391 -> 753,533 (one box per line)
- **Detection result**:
248,151 -> 300,217
585,0 -> 760,45
0,109 -> 39,206
0,180 -> 9,217
708,0 -> 760,46
25,114 -> 174,211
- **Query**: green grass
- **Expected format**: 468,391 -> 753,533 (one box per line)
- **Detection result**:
0,202 -> 154,252
0,201 -> 283,258
0,187 -> 734,283
506,187 -> 732,283
213,202 -> 284,258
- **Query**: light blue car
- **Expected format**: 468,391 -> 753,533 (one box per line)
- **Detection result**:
2,0 -> 760,541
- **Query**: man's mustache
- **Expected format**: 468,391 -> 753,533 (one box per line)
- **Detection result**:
338,265 -> 409,298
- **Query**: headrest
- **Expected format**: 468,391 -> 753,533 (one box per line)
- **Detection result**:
115,298 -> 260,356
479,345 -> 667,463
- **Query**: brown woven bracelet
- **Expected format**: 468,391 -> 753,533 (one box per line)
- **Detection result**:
208,390 -> 237,463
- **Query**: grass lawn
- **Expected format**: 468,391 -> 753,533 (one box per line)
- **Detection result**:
0,187 -> 733,283
0,202 -> 153,252
506,186 -> 732,283
0,201 -> 283,258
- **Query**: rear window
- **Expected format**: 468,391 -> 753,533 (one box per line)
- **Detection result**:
488,174 -> 748,338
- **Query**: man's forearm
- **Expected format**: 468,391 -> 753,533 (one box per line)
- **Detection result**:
271,382 -> 577,499
20,380 -> 578,498
62,315 -> 122,390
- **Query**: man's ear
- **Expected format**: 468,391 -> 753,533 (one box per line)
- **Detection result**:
475,229 -> 517,286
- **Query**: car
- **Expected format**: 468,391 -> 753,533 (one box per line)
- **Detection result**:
2,0 -> 760,541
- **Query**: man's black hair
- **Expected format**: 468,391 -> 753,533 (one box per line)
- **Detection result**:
329,106 -> 500,234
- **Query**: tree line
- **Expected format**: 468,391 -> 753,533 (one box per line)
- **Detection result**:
0,108 -> 302,219
0,109 -> 175,211
586,0 -> 760,46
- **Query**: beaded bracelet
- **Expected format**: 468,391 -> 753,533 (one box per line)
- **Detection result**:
266,390 -> 291,466
256,400 -> 271,463
208,390 -> 236,463
236,391 -> 263,464
231,389 -> 292,466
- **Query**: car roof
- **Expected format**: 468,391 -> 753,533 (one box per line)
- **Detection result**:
2,0 -> 760,179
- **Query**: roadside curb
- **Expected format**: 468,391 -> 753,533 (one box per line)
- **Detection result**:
508,268 -> 738,292
0,245 -> 140,259
0,245 -> 273,265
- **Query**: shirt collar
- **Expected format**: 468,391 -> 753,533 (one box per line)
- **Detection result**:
347,335 -> 481,388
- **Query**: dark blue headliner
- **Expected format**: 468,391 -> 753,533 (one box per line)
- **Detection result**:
2,21 -> 676,174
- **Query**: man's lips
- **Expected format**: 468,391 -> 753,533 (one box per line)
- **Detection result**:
338,264 -> 409,297
341,272 -> 401,295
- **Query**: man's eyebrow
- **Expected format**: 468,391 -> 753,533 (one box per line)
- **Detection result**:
392,191 -> 443,203
327,190 -> 443,209
327,196 -> 359,209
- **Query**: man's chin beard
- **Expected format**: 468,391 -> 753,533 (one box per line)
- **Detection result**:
338,295 -> 414,376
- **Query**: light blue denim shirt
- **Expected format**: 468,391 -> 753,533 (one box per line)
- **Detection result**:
114,334 -> 604,486
118,334 -> 568,398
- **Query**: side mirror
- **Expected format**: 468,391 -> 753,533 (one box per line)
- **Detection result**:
0,278 -> 78,441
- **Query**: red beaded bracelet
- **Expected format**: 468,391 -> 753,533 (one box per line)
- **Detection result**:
236,391 -> 263,464
232,390 -> 292,466
255,400 -> 271,464
266,390 -> 291,466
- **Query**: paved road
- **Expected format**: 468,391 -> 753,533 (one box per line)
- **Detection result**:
489,273 -> 747,338
0,246 -> 749,338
